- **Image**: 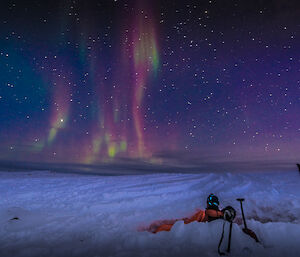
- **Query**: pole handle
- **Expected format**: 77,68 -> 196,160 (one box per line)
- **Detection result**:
236,198 -> 247,229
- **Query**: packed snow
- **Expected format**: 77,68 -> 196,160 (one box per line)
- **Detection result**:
0,170 -> 300,257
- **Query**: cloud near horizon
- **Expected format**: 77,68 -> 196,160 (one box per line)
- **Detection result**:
0,151 -> 297,175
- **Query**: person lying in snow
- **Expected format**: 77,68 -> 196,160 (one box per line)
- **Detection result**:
145,193 -> 236,233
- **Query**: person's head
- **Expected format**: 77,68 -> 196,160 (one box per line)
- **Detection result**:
207,193 -> 220,210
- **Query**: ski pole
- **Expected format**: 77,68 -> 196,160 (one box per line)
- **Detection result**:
236,198 -> 247,229
217,220 -> 226,256
236,198 -> 259,243
218,207 -> 235,255
226,221 -> 233,253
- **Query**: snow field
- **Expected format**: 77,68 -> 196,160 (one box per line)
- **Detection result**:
0,170 -> 300,257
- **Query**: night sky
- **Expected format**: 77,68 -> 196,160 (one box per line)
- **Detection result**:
0,0 -> 299,172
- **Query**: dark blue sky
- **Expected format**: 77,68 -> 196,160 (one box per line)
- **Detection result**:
0,0 -> 299,172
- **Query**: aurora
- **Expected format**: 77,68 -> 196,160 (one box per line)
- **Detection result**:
0,0 -> 298,172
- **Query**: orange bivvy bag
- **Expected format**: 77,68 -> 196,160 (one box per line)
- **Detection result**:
144,209 -> 223,233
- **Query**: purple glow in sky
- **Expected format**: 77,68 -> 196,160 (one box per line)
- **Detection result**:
0,0 -> 299,172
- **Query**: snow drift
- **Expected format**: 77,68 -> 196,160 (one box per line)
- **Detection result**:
0,170 -> 300,257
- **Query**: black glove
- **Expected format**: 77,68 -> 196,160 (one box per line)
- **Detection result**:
222,206 -> 236,222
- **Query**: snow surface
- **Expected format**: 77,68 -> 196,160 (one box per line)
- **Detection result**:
0,170 -> 300,257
